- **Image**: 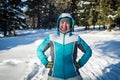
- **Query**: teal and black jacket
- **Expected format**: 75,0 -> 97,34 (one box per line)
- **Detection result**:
37,13 -> 92,79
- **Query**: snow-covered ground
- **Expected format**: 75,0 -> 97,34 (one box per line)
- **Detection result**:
0,27 -> 120,80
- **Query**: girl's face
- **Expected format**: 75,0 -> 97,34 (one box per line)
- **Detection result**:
59,21 -> 71,33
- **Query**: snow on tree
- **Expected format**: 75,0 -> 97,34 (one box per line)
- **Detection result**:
0,0 -> 27,36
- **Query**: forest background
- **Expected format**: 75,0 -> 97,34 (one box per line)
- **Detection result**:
0,0 -> 120,36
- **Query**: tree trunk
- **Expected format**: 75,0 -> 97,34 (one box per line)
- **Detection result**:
3,26 -> 7,37
107,24 -> 111,32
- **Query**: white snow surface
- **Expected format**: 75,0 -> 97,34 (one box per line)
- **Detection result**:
0,27 -> 120,80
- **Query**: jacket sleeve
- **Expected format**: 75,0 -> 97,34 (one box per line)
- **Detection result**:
77,36 -> 92,68
36,37 -> 50,66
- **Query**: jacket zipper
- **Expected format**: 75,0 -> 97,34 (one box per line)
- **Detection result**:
63,34 -> 65,78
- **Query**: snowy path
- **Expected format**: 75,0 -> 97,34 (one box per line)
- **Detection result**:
0,29 -> 120,80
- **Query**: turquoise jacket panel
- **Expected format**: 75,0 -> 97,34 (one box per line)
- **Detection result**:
78,36 -> 92,67
52,41 -> 78,78
37,37 -> 50,66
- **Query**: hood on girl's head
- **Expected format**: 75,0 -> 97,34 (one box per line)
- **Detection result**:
56,13 -> 75,35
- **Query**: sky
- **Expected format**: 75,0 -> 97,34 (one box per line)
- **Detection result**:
21,0 -> 27,2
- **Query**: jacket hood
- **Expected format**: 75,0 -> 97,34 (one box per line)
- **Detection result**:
56,13 -> 75,35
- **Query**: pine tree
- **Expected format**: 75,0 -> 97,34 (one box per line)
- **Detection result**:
0,0 -> 26,36
26,0 -> 56,29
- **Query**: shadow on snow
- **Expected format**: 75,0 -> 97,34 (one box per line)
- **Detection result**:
100,62 -> 120,80
95,40 -> 120,59
0,29 -> 54,50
